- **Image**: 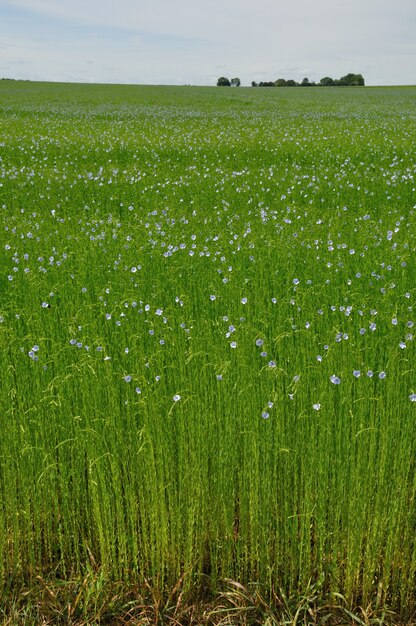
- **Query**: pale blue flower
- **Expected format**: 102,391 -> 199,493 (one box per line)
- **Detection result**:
330,375 -> 341,385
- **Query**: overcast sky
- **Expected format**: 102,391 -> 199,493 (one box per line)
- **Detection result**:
1,0 -> 415,86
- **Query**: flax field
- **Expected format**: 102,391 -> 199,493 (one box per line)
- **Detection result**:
1,81 -> 416,624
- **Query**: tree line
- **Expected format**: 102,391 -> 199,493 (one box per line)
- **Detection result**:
217,73 -> 365,87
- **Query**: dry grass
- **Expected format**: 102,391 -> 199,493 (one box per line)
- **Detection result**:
1,574 -> 415,626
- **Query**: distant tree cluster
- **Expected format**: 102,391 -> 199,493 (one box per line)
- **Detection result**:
217,74 -> 365,87
216,73 -> 364,87
217,76 -> 240,87
252,73 -> 365,87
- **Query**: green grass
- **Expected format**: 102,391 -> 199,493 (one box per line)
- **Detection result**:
0,81 -> 416,623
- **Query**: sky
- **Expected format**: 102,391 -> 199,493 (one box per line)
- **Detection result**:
1,0 -> 415,86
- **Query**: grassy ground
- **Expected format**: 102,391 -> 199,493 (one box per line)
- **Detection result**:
0,81 -> 416,624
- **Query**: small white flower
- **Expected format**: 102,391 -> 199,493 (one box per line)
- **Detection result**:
173,394 -> 181,402
313,403 -> 321,411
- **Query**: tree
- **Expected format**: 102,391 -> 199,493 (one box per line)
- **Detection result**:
275,78 -> 287,87
217,76 -> 231,86
339,73 -> 365,86
251,81 -> 257,87
230,77 -> 241,87
320,76 -> 334,86
285,79 -> 298,87
301,77 -> 311,86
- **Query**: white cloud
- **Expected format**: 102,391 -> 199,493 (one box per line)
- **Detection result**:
1,0 -> 415,85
